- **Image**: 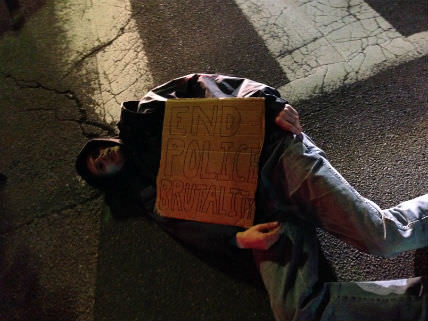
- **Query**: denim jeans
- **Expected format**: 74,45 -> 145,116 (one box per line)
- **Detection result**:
255,133 -> 427,321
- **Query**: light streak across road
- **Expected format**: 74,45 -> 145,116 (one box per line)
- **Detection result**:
234,0 -> 428,101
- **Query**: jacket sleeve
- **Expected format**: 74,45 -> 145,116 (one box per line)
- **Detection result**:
134,184 -> 249,258
151,213 -> 247,257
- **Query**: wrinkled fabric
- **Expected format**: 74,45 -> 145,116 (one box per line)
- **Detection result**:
115,74 -> 427,321
257,132 -> 427,321
269,133 -> 428,257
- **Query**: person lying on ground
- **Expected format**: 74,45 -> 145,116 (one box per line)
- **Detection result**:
76,73 -> 427,321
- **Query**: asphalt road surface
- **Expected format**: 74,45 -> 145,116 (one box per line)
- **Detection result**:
0,0 -> 426,320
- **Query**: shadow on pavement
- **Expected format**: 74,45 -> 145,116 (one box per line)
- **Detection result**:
127,0 -> 288,88
0,0 -> 46,34
93,193 -> 275,321
0,1 -> 106,320
0,243 -> 78,321
366,0 -> 427,37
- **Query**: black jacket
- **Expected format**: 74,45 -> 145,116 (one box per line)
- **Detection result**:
118,73 -> 288,189
115,74 -> 291,258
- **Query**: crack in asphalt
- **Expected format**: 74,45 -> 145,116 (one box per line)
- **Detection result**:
61,8 -> 143,79
62,27 -> 126,79
1,73 -> 109,234
4,73 -> 116,138
0,192 -> 102,236
237,0 -> 420,98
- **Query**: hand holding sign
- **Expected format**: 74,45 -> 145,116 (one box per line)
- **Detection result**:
275,104 -> 302,135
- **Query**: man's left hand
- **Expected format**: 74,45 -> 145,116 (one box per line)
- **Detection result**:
236,222 -> 282,250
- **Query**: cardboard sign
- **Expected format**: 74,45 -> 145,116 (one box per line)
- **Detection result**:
155,98 -> 265,227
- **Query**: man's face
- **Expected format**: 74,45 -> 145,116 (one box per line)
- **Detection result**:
86,145 -> 125,176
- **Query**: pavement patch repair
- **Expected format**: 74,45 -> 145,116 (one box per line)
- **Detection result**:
0,0 -> 427,320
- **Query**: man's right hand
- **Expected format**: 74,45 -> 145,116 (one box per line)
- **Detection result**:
275,104 -> 302,135
236,222 -> 282,250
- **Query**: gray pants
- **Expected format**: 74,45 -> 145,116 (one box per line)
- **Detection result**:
256,133 -> 427,321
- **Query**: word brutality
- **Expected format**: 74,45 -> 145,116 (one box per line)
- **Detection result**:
156,98 -> 265,227
158,180 -> 256,220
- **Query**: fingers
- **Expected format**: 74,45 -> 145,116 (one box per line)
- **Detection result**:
254,221 -> 280,232
280,107 -> 301,132
263,225 -> 281,238
261,225 -> 282,248
237,222 -> 283,250
284,104 -> 299,117
275,104 -> 302,135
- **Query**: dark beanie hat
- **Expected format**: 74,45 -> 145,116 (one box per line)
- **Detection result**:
75,137 -> 127,190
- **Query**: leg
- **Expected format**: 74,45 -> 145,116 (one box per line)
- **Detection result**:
254,221 -> 426,321
265,133 -> 428,256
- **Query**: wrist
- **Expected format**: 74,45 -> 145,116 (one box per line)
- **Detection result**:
236,232 -> 246,249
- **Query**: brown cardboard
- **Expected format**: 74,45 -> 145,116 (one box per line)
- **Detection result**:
155,98 -> 265,227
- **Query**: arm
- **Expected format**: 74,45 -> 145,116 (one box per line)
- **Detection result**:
233,106 -> 298,251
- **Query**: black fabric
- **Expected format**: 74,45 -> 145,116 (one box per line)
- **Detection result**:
118,73 -> 288,186
114,73 -> 291,256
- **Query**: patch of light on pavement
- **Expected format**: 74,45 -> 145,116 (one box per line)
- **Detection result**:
234,0 -> 428,102
55,0 -> 154,125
